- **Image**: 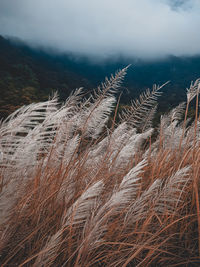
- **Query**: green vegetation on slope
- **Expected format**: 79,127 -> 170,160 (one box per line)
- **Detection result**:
1,35 -> 200,118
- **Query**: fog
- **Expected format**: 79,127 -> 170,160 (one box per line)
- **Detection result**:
0,0 -> 200,59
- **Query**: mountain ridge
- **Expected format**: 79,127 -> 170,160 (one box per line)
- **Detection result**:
0,35 -> 200,117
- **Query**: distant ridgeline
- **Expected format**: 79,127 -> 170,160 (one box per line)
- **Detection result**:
0,35 -> 200,118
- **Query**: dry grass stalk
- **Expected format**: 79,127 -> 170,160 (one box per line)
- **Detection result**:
0,68 -> 200,266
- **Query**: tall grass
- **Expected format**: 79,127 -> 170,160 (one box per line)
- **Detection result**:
0,67 -> 200,266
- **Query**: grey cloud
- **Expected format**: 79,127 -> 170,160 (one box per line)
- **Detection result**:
0,0 -> 200,59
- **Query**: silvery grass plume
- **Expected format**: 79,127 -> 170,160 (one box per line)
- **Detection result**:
0,89 -> 85,225
124,165 -> 189,226
0,69 -> 200,266
120,82 -> 168,131
0,67 -> 129,225
58,160 -> 147,266
158,102 -> 186,148
187,78 -> 200,103
144,101 -> 191,157
34,180 -> 104,266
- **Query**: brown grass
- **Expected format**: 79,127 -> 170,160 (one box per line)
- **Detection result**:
0,68 -> 200,266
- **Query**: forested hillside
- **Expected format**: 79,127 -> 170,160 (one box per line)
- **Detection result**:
0,36 -> 93,117
1,35 -> 200,118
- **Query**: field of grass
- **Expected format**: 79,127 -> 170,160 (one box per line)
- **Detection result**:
0,67 -> 200,266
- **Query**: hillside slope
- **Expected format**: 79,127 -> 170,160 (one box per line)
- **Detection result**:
1,35 -> 200,117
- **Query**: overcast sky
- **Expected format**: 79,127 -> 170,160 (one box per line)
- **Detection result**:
0,0 -> 200,59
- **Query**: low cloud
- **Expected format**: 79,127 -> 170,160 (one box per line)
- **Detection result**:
0,0 -> 200,59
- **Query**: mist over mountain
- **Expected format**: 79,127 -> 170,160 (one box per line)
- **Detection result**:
0,35 -> 200,118
1,0 -> 200,59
